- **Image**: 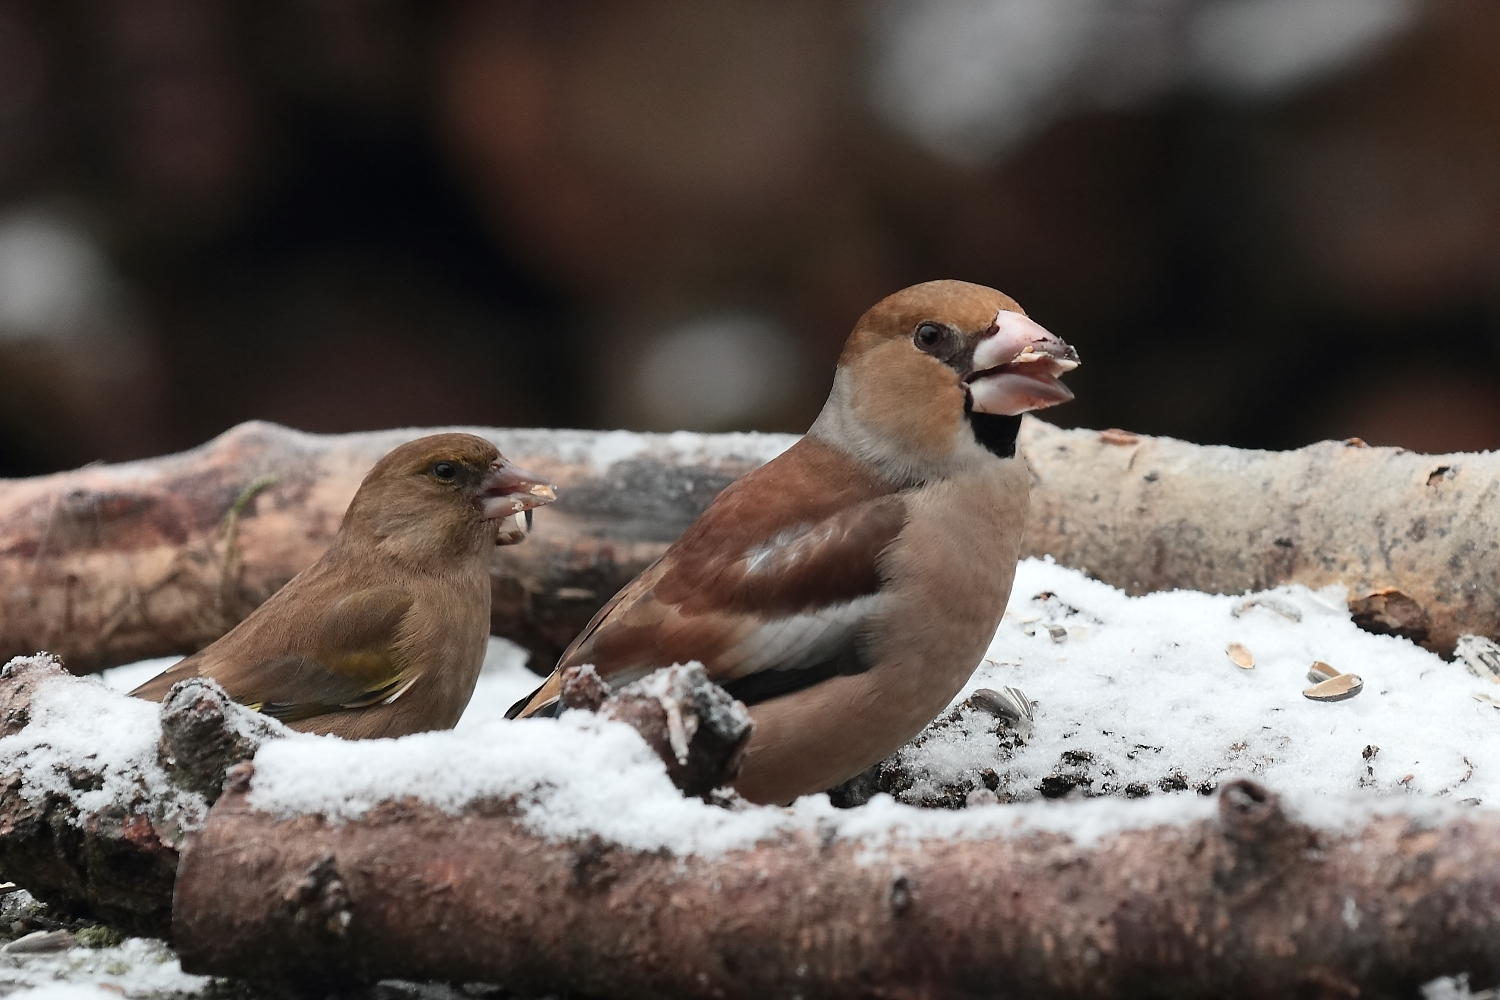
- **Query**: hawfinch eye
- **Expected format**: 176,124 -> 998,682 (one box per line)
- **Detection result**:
914,322 -> 945,353
432,462 -> 458,481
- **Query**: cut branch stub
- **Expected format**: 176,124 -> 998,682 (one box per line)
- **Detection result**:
595,663 -> 753,798
157,678 -> 284,803
556,664 -> 609,713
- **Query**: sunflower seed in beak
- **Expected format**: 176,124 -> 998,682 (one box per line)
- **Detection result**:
494,509 -> 534,546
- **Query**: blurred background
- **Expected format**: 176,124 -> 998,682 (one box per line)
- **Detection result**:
2,0 -> 1498,477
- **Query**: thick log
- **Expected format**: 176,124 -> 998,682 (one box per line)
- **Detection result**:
0,421 -> 789,674
2,420 -> 1497,674
172,777 -> 1500,999
1019,423 -> 1500,655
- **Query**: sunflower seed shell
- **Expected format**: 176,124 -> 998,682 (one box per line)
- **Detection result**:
1303,673 -> 1363,702
1456,634 -> 1500,683
1232,596 -> 1303,622
1307,661 -> 1340,684
969,686 -> 1035,741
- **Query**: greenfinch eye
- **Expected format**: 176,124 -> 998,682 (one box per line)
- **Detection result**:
432,462 -> 458,481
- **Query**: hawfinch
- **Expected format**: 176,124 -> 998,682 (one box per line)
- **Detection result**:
509,280 -> 1078,804
132,433 -> 556,739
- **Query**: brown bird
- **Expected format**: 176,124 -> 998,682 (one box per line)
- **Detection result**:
132,433 -> 557,738
509,280 -> 1078,804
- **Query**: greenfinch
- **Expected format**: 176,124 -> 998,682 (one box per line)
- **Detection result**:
132,433 -> 556,738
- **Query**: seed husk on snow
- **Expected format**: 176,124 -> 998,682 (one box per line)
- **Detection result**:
968,686 -> 1035,741
1473,692 -> 1500,710
1232,596 -> 1303,622
2,929 -> 77,955
1225,643 -> 1254,669
1304,673 -> 1363,702
1456,634 -> 1500,683
1307,661 -> 1340,684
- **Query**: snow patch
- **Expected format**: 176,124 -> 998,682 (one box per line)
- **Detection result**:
0,937 -> 208,999
246,558 -> 1500,857
0,658 -> 207,832
455,636 -> 546,731
97,657 -> 180,694
247,711 -> 1227,856
917,558 -> 1500,807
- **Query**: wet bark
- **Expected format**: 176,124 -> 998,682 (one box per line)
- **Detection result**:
1,419 -> 1496,677
172,777 -> 1500,1000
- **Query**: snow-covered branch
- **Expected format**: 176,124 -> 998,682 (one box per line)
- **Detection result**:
1020,422 -> 1498,655
171,751 -> 1500,999
6,632 -> 1500,996
0,655 -> 747,935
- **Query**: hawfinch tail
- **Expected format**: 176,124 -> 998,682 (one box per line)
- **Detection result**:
508,280 -> 1078,804
132,433 -> 557,739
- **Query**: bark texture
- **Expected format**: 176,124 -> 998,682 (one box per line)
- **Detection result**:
2,419 -> 1496,676
581,663 -> 754,798
172,777 -> 1500,999
0,421 -> 785,674
1019,422 -> 1500,655
157,677 -> 284,803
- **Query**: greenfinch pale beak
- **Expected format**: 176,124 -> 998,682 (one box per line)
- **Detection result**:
481,459 -> 557,521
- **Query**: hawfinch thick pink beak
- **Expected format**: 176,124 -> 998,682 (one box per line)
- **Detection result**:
481,459 -> 556,544
965,310 -> 1080,416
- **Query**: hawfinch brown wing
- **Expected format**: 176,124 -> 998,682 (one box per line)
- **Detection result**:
508,437 -> 906,716
510,279 -> 1078,804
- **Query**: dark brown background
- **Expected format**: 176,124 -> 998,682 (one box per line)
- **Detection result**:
2,0 -> 1497,477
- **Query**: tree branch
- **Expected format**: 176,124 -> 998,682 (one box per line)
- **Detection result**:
171,776 -> 1500,999
0,421 -> 785,674
2,421 -> 1493,678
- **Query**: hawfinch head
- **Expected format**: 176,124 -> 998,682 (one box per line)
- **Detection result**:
817,280 -> 1078,473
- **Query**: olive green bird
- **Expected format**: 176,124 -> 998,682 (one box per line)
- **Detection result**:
131,433 -> 556,739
